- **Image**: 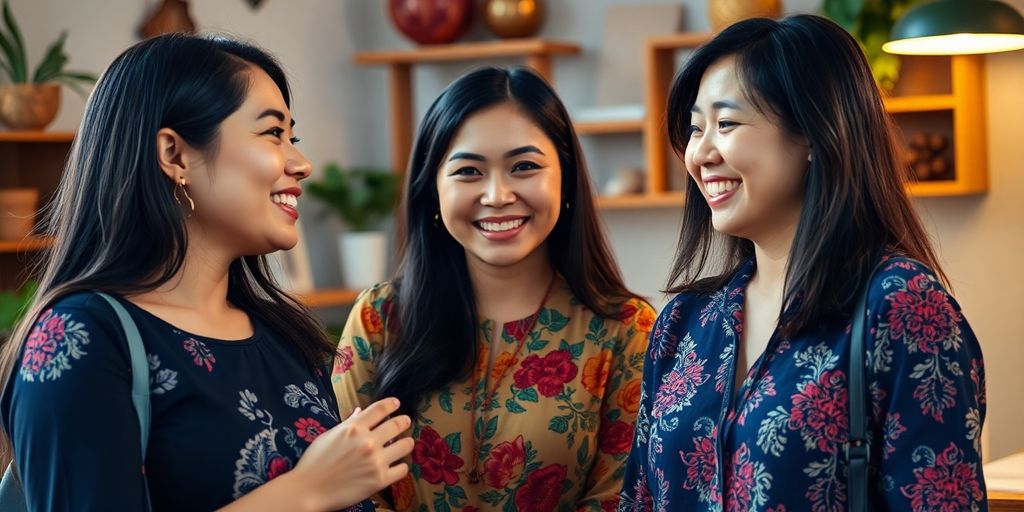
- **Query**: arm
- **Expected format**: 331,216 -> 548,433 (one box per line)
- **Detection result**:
576,301 -> 654,512
5,302 -> 148,511
868,261 -> 987,510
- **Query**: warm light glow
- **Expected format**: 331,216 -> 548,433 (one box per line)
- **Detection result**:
884,33 -> 1024,54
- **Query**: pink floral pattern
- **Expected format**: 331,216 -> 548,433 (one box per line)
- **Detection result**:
619,257 -> 986,511
183,337 -> 216,372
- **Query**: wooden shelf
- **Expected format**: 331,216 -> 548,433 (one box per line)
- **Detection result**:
647,33 -> 714,50
598,192 -> 685,210
0,236 -> 52,253
883,94 -> 956,113
909,178 -> 987,197
0,131 -> 75,143
574,119 -> 644,135
297,288 -> 361,308
355,39 -> 580,65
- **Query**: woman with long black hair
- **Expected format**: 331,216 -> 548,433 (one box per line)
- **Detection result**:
619,15 -> 986,511
0,34 -> 412,511
332,67 -> 655,511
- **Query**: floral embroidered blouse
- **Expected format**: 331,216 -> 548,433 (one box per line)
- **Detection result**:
1,292 -> 373,512
618,256 -> 987,511
332,277 -> 655,512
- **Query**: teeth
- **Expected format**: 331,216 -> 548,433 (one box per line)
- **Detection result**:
705,180 -> 741,197
479,218 -> 526,232
271,193 -> 298,207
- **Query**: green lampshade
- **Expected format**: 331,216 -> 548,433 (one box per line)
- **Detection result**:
883,0 -> 1024,55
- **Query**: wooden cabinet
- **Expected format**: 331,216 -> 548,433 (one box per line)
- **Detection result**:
593,32 -> 989,210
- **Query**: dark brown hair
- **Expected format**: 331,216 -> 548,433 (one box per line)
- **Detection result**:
377,67 -> 641,418
665,15 -> 947,337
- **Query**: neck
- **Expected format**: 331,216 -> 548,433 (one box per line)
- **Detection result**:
131,225 -> 235,313
749,219 -> 798,296
467,246 -> 555,322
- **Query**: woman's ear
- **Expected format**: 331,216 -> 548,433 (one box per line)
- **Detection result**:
155,127 -> 198,183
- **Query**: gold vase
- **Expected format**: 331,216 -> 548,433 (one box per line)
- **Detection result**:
708,0 -> 782,32
0,84 -> 60,131
484,0 -> 545,39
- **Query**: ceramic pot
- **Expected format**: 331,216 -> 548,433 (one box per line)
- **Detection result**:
483,0 -> 546,38
0,84 -> 60,131
388,0 -> 474,45
708,0 -> 782,32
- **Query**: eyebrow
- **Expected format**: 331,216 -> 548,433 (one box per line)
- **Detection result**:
257,108 -> 296,127
447,145 -> 545,162
690,100 -> 743,114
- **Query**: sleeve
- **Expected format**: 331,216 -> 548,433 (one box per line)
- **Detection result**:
617,297 -> 681,512
576,300 -> 654,512
3,299 -> 149,511
866,259 -> 987,510
329,284 -> 396,511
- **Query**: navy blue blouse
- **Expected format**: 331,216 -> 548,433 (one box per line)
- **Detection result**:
618,257 -> 987,511
2,292 -> 373,511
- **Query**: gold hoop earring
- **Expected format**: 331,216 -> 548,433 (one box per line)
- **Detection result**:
175,177 -> 195,217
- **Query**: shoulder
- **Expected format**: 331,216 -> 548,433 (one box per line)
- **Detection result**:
353,281 -> 396,312
612,298 -> 658,336
867,255 -> 959,317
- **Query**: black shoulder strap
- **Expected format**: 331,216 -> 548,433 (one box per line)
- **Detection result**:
847,263 -> 881,512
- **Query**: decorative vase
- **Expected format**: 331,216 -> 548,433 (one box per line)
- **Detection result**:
139,0 -> 197,39
338,231 -> 388,290
483,0 -> 546,38
388,0 -> 473,45
0,84 -> 60,131
708,0 -> 782,32
0,188 -> 39,240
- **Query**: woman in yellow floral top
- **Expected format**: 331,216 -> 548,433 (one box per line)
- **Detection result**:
332,67 -> 655,512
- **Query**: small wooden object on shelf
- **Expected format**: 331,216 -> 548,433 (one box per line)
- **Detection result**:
297,288 -> 361,308
354,38 -> 580,175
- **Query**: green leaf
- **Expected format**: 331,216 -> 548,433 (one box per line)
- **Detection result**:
439,388 -> 453,413
527,338 -> 549,352
352,336 -> 374,361
823,0 -> 865,31
576,437 -> 590,467
443,432 -> 462,454
32,30 -> 67,83
0,281 -> 36,336
446,484 -> 468,506
356,381 -> 375,396
433,493 -> 451,512
54,76 -> 90,100
2,1 -> 26,82
549,414 -> 570,434
483,416 -> 498,440
569,341 -> 585,360
505,398 -> 526,413
481,490 -> 504,505
516,387 -> 539,403
540,308 -> 569,332
304,162 -> 398,231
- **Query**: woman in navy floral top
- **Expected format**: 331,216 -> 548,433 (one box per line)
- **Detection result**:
619,15 -> 987,511
0,34 -> 412,511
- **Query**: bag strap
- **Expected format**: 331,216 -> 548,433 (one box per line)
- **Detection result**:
847,263 -> 880,512
95,293 -> 152,510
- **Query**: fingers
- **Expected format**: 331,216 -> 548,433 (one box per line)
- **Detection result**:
382,436 -> 415,463
350,397 -> 400,429
383,463 -> 410,487
371,414 -> 412,445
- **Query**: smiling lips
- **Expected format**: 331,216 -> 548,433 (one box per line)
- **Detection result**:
272,189 -> 300,220
474,216 -> 529,241
703,178 -> 741,207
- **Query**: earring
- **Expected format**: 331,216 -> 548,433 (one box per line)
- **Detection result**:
564,201 -> 570,210
433,212 -> 440,227
175,177 -> 195,217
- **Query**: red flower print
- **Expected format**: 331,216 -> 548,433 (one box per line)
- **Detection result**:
294,417 -> 327,443
390,475 -> 415,510
788,370 -> 848,453
652,350 -> 709,419
514,464 -> 567,512
22,312 -> 62,374
266,454 -> 292,480
598,420 -> 634,455
504,313 -> 537,341
681,435 -> 719,502
886,274 -> 960,354
724,444 -> 760,512
619,302 -> 639,322
411,426 -> 463,485
360,305 -> 383,334
600,498 -> 618,511
484,435 -> 525,489
464,508 -> 481,512
900,443 -> 983,512
333,346 -> 354,376
513,350 -> 578,397
183,338 -> 216,372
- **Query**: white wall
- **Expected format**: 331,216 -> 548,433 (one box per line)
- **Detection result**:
13,0 -> 1023,459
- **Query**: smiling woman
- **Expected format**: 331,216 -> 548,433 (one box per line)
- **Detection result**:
332,67 -> 656,511
0,33 -> 412,512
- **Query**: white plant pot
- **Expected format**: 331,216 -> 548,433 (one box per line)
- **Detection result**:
338,231 -> 387,290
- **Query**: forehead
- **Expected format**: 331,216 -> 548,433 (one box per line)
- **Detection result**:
448,102 -> 553,150
235,65 -> 288,115
694,56 -> 744,105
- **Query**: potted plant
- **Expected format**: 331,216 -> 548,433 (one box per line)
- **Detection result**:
0,280 -> 36,343
824,0 -> 923,92
306,162 -> 399,289
0,0 -> 96,130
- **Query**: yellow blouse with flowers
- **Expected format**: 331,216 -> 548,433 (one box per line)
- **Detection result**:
331,277 -> 654,512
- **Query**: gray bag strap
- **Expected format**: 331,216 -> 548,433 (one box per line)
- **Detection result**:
847,263 -> 881,512
0,293 -> 152,511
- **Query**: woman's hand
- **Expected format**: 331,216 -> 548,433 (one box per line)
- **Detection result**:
290,397 -> 414,510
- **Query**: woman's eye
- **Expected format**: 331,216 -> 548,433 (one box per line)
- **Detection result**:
718,120 -> 737,129
689,125 -> 703,136
511,161 -> 541,172
450,166 -> 480,177
289,137 -> 301,145
263,127 -> 285,139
